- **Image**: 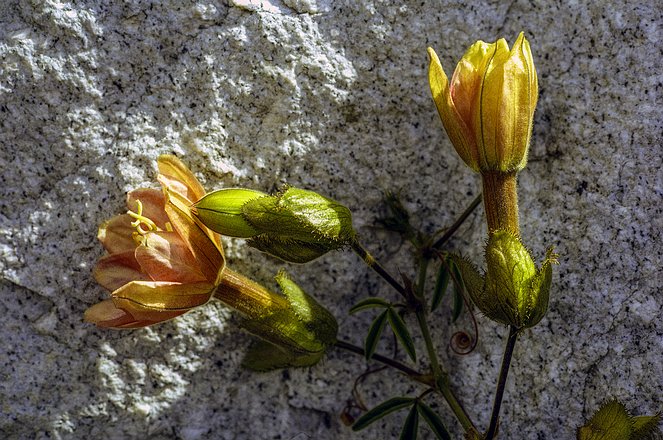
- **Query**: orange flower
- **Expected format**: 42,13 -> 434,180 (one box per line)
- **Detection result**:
85,155 -> 225,328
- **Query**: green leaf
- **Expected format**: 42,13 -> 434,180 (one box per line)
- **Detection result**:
364,310 -> 389,360
387,308 -> 417,363
399,404 -> 419,440
352,397 -> 414,431
431,260 -> 450,312
450,261 -> 464,323
417,402 -> 451,440
350,297 -> 391,314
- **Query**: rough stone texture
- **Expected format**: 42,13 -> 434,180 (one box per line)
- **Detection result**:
1,1 -> 661,439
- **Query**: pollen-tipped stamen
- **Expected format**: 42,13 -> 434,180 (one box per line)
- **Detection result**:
127,200 -> 159,244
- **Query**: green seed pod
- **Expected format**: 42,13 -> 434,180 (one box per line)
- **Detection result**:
193,188 -> 266,237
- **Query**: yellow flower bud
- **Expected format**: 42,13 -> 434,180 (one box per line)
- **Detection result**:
428,32 -> 538,173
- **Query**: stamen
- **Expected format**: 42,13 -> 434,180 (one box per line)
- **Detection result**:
127,199 -> 158,238
165,222 -> 174,232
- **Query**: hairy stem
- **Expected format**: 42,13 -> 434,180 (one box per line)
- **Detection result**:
350,240 -> 407,299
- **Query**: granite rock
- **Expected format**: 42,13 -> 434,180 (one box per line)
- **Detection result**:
1,0 -> 661,439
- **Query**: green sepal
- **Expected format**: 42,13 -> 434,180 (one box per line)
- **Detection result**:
239,271 -> 338,371
577,400 -> 632,440
352,397 -> 415,431
193,188 -> 266,237
387,308 -> 416,363
417,402 -> 451,440
631,414 -> 662,440
400,404 -> 419,440
242,339 -> 324,372
349,297 -> 391,314
450,231 -> 557,329
242,186 -> 356,245
275,270 -> 338,347
248,235 -> 331,263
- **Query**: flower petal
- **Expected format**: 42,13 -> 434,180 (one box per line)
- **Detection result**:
428,47 -> 479,171
164,188 -> 225,285
127,188 -> 170,230
157,155 -> 206,204
94,251 -> 147,291
97,214 -> 137,254
111,280 -> 215,321
135,231 -> 207,283
477,38 -> 511,170
84,299 -> 167,329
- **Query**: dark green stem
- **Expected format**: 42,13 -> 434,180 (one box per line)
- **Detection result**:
334,339 -> 479,435
351,240 -> 407,299
485,325 -> 519,440
432,193 -> 483,250
334,339 -> 431,386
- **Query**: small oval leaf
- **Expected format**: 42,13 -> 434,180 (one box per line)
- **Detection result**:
352,397 -> 415,431
400,404 -> 420,440
431,261 -> 450,312
350,297 -> 391,314
365,310 -> 389,360
387,308 -> 417,363
417,403 -> 451,440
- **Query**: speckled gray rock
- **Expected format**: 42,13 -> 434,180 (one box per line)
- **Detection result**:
1,1 -> 661,439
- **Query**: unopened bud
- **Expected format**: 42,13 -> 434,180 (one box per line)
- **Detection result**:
193,188 -> 266,237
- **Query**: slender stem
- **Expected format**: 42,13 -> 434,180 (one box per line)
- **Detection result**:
334,340 -> 431,386
432,193 -> 483,249
439,378 -> 478,434
485,325 -> 519,440
335,339 -> 479,435
415,309 -> 441,377
350,240 -> 407,298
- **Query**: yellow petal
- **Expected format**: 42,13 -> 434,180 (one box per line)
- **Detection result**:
112,280 -> 215,320
164,188 -> 225,285
94,251 -> 147,291
477,38 -> 511,170
97,214 -> 137,254
135,231 -> 207,283
428,47 -> 479,171
157,155 -> 206,203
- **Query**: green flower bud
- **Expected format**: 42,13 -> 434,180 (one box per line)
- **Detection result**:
451,230 -> 556,329
193,188 -> 267,237
241,270 -> 338,371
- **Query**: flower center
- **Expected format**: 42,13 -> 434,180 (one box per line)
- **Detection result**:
127,200 -> 158,245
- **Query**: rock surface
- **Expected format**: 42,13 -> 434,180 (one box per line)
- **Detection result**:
1,1 -> 661,439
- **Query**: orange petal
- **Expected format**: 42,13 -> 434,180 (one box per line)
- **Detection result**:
94,251 -> 147,291
111,280 -> 214,321
84,299 -> 164,328
97,214 -> 137,254
135,231 -> 207,283
164,188 -> 225,285
127,188 -> 170,230
157,155 -> 206,204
